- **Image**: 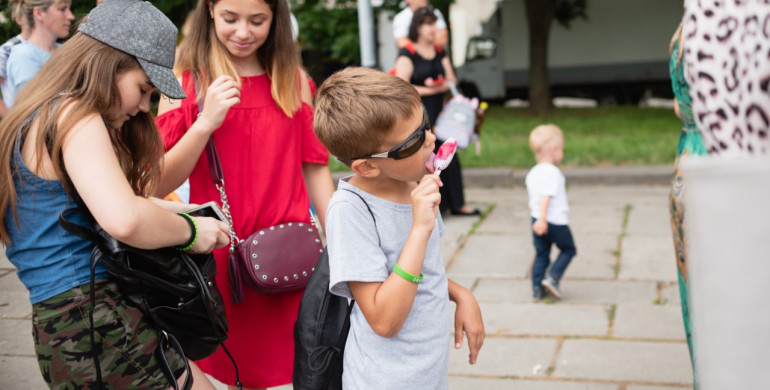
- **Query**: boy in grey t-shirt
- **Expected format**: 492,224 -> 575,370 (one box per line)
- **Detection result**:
314,67 -> 485,389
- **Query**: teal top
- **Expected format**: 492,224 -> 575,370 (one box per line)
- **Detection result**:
669,41 -> 707,156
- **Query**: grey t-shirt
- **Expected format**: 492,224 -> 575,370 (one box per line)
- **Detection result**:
327,178 -> 451,390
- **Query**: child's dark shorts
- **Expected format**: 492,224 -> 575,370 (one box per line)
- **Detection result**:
31,280 -> 186,389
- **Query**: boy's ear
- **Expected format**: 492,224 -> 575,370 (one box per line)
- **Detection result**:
350,159 -> 381,178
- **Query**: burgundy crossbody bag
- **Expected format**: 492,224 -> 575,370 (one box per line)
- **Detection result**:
197,92 -> 323,303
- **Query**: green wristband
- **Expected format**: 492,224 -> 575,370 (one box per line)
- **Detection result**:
392,263 -> 423,284
175,212 -> 198,251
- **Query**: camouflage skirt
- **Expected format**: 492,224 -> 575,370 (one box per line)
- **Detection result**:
31,280 -> 186,389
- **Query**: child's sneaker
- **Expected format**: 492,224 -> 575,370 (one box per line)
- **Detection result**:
542,276 -> 562,299
532,287 -> 544,301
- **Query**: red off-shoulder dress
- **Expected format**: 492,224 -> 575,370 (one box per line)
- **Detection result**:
156,72 -> 329,388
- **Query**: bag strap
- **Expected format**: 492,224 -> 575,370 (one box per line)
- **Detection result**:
193,78 -> 242,254
306,189 -> 377,383
338,188 -> 379,337
342,189 -> 379,246
193,77 -> 314,253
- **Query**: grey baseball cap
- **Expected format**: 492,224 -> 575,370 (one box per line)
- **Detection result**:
78,0 -> 186,99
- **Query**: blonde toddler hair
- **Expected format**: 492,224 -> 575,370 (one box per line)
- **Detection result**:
529,124 -> 563,155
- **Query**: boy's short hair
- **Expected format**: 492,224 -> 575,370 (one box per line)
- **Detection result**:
529,124 -> 563,155
314,67 -> 422,163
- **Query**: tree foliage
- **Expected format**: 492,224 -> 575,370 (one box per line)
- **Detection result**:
292,0 -> 454,65
554,0 -> 587,29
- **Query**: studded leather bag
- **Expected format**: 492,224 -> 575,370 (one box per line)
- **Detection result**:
205,139 -> 324,303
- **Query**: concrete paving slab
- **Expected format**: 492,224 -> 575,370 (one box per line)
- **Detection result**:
0,356 -> 47,389
441,213 -> 481,265
569,208 -> 625,236
619,236 -> 677,282
447,234 -> 533,278
561,234 -> 618,280
660,282 -> 682,305
0,318 -> 36,357
0,290 -> 32,319
449,377 -> 620,389
613,304 -> 687,341
554,340 -> 693,384
474,279 -> 658,304
0,247 -> 14,270
0,271 -> 26,292
626,205 -> 672,237
481,302 -> 609,337
449,337 -> 558,377
475,204 -> 533,235
474,279 -> 534,302
558,280 -> 658,304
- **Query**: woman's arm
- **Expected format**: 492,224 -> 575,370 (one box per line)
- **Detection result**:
442,56 -> 457,85
62,112 -> 229,252
299,69 -> 314,107
149,197 -> 196,214
155,75 -> 241,197
302,163 -> 334,229
673,97 -> 681,119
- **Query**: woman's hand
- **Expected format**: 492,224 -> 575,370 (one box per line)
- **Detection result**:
196,76 -> 241,133
187,216 -> 230,254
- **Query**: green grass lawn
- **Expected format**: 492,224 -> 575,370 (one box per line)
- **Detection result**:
327,106 -> 682,172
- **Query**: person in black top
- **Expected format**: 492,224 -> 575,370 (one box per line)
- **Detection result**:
393,7 -> 480,216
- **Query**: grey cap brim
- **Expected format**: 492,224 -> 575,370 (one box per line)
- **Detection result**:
138,58 -> 185,100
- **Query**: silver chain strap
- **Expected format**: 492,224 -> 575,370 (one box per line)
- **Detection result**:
215,180 -> 242,254
215,177 -> 318,253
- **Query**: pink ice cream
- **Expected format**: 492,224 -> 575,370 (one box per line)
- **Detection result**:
433,138 -> 457,175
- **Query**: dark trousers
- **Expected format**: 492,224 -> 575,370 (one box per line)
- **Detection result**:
434,139 -> 466,213
531,217 -> 577,289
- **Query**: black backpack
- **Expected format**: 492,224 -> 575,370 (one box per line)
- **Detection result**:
293,190 -> 377,390
59,204 -> 241,390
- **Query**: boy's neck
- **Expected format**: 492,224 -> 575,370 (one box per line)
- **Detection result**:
536,155 -> 555,165
349,175 -> 416,204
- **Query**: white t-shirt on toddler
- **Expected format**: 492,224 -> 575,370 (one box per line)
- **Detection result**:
526,163 -> 570,225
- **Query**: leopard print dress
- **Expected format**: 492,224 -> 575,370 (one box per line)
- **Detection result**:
682,0 -> 770,156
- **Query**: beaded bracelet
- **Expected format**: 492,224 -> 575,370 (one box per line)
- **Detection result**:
175,212 -> 198,251
393,263 -> 423,284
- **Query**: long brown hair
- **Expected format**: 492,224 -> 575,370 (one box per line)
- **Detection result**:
175,0 -> 301,116
0,33 -> 164,244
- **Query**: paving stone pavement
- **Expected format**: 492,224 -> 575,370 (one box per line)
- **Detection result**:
0,183 -> 694,389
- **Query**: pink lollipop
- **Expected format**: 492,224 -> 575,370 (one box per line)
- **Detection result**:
433,138 -> 457,175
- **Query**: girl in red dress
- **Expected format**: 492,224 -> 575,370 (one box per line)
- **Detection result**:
154,0 -> 334,388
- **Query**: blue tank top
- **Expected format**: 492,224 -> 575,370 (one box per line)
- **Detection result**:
4,120 -> 107,304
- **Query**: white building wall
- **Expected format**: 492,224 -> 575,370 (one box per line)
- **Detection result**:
450,0 -> 499,67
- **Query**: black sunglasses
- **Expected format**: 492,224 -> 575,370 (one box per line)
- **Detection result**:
344,109 -> 432,162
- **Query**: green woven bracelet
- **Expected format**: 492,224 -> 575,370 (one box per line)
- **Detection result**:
175,212 -> 198,251
393,263 -> 423,283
